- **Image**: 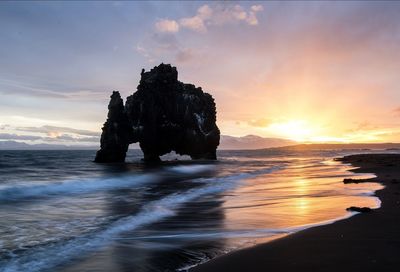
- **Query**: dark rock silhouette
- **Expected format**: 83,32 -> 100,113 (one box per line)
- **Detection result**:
95,63 -> 220,163
346,206 -> 372,213
94,91 -> 133,163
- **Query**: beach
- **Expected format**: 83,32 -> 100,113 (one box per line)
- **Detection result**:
192,154 -> 400,272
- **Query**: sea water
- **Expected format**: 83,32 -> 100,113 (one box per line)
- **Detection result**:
0,149 -> 387,271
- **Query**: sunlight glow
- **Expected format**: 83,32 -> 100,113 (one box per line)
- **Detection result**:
265,120 -> 319,142
251,117 -> 400,143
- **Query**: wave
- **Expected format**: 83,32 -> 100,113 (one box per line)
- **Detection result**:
0,165 -> 283,272
167,164 -> 215,175
0,171 -> 245,272
0,174 -> 158,201
0,164 -> 215,202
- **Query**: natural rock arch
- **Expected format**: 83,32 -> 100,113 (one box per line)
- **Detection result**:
95,63 -> 220,163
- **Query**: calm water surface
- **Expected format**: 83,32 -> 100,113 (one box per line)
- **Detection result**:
0,149 -> 386,271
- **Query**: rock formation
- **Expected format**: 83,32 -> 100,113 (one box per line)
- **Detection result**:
94,91 -> 133,163
95,63 -> 220,163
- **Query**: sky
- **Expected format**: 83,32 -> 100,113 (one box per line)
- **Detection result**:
1,1 -> 400,145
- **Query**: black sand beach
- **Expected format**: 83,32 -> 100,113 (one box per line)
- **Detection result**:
192,154 -> 400,272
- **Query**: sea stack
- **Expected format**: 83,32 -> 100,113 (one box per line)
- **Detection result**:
95,63 -> 220,163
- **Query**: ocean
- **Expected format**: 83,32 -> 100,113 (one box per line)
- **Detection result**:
0,149 -> 385,271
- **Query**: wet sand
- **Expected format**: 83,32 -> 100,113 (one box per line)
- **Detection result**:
192,154 -> 400,272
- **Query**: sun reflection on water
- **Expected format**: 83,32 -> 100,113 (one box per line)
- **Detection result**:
222,158 -> 383,237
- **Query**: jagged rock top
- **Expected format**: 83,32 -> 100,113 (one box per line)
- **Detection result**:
140,63 -> 178,85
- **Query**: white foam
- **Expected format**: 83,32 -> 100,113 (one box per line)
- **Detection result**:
0,164 -> 217,201
0,162 -> 281,202
1,165 -> 285,271
168,164 -> 215,175
0,171 -> 245,272
0,174 -> 158,201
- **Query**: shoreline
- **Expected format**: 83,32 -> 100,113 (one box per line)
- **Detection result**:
191,154 -> 400,272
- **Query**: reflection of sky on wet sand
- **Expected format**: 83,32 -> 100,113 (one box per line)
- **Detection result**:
223,159 -> 382,236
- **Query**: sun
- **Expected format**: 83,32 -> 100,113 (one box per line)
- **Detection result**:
263,119 -> 351,143
265,120 -> 318,142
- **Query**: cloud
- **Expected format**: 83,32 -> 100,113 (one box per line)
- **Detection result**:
247,118 -> 271,127
198,4 -> 213,19
155,19 -> 179,33
139,3 -> 264,64
346,121 -> 379,133
0,77 -> 106,101
246,5 -> 264,25
0,78 -> 68,98
393,107 -> 400,116
251,5 -> 264,12
44,134 -> 100,143
0,132 -> 99,143
0,133 -> 42,141
175,48 -> 195,63
179,4 -> 212,33
136,45 -> 153,61
9,125 -> 101,143
355,121 -> 377,131
136,32 -> 182,63
136,34 -> 202,64
180,16 -> 207,33
155,4 -> 264,34
16,125 -> 100,137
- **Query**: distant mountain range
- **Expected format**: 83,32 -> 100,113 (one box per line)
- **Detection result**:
0,135 -> 295,150
0,141 -> 98,150
273,143 -> 400,151
219,135 -> 295,149
3,137 -> 399,151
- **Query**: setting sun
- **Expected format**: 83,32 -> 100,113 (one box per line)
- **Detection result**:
265,120 -> 317,142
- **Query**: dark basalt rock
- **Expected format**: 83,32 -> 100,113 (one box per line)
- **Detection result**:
94,91 -> 133,163
95,63 -> 220,163
343,178 -> 366,184
346,206 -> 372,213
